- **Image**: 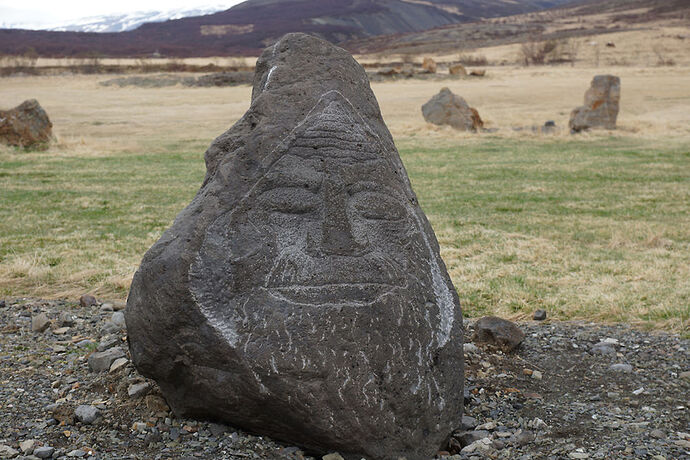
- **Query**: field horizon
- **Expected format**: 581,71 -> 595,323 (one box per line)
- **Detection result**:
1,61 -> 688,335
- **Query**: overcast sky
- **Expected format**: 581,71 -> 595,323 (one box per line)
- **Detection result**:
0,1 -> 245,28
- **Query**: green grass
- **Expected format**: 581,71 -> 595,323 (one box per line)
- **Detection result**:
1,136 -> 688,334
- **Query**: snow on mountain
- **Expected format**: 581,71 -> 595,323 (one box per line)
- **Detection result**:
1,4 -> 232,33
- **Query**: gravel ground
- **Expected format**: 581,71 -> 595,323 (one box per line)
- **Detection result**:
1,298 -> 688,460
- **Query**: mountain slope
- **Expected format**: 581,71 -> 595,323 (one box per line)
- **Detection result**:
0,5 -> 229,33
0,0 -> 575,57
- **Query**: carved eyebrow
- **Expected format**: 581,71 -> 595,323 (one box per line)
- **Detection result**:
263,156 -> 323,189
263,172 -> 322,190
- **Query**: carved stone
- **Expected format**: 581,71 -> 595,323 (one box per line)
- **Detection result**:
125,33 -> 463,460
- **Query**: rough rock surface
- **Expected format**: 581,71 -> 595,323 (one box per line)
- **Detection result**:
569,75 -> 620,132
472,316 -> 524,352
422,88 -> 483,132
125,33 -> 463,460
0,99 -> 53,148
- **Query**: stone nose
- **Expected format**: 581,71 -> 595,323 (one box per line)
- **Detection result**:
317,175 -> 365,257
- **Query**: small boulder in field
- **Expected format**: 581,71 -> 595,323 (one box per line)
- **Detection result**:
79,294 -> 98,308
533,309 -> 547,321
569,75 -> 620,132
422,57 -> 437,73
422,87 -> 483,132
0,99 -> 53,148
473,316 -> 525,352
449,63 -> 467,76
469,69 -> 486,77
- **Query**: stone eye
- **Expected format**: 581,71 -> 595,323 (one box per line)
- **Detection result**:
259,187 -> 319,214
352,192 -> 405,221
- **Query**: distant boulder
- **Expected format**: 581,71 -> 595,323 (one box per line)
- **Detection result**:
449,63 -> 467,76
422,57 -> 437,73
422,87 -> 483,132
569,75 -> 620,133
0,99 -> 53,148
469,69 -> 486,77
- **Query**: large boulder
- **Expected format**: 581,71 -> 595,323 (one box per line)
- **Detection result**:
126,33 -> 463,460
0,99 -> 53,148
569,75 -> 620,132
422,88 -> 483,132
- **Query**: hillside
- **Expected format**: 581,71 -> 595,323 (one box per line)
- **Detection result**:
346,0 -> 690,54
0,0 -> 573,57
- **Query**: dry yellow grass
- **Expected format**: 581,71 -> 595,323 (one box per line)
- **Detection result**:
1,64 -> 688,145
1,61 -> 688,333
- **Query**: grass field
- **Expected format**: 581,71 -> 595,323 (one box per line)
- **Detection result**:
1,66 -> 689,334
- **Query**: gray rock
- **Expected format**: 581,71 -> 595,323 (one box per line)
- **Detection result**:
322,454 -> 345,460
66,449 -> 86,457
88,347 -> 125,372
79,294 -> 98,308
421,87 -> 483,131
473,316 -> 524,352
111,311 -> 126,328
128,382 -> 151,398
514,430 -> 535,446
463,343 -> 479,354
461,415 -> 478,430
590,342 -> 616,356
209,423 -> 228,437
125,33 -> 463,460
97,336 -> 120,352
19,440 -> 35,455
75,339 -> 94,348
101,321 -> 121,335
649,429 -> 665,439
31,313 -> 51,332
109,357 -> 128,372
609,363 -> 633,373
74,405 -> 100,424
457,430 -> 490,447
569,75 -> 620,132
33,447 -> 54,459
533,309 -> 547,321
0,445 -> 19,459
57,312 -> 76,327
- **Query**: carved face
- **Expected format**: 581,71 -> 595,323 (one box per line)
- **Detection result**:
190,95 -> 452,350
219,100 -> 427,308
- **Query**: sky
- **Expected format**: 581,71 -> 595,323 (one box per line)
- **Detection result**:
0,1 -> 245,28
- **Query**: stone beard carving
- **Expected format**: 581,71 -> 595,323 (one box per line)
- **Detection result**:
126,33 -> 463,460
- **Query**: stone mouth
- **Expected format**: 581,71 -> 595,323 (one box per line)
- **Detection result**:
267,283 -> 398,306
